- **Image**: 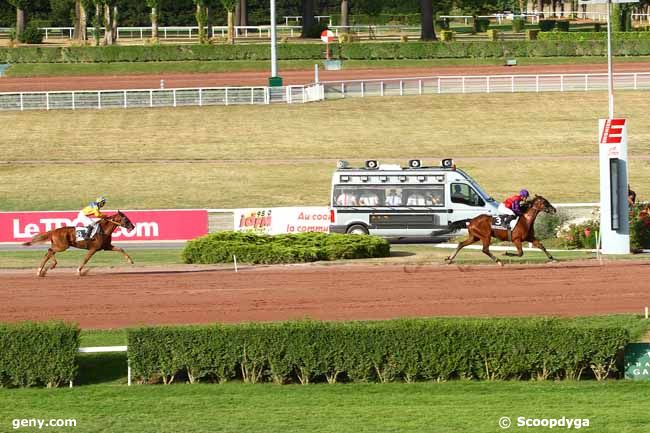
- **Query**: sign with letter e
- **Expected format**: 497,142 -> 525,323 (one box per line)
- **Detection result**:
599,118 -> 627,158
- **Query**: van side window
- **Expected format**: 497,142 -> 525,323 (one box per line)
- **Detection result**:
450,183 -> 485,207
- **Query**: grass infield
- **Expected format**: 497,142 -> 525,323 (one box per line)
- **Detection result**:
2,92 -> 650,210
4,56 -> 650,77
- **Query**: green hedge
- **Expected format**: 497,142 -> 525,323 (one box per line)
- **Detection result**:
0,322 -> 80,388
182,231 -> 390,265
127,318 -> 631,385
4,40 -> 650,63
539,31 -> 650,41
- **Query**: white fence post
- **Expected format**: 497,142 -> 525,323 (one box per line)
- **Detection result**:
173,89 -> 177,107
225,88 -> 229,105
399,80 -> 404,96
361,81 -> 365,97
123,90 -> 127,108
72,91 -> 76,110
437,77 -> 441,94
46,92 -> 50,110
199,88 -> 203,106
97,91 -> 101,109
380,81 -> 384,97
341,82 -> 345,98
418,79 -> 423,95
250,88 -> 254,104
20,93 -> 24,111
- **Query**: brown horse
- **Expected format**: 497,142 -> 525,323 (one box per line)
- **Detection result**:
23,211 -> 136,277
445,195 -> 557,266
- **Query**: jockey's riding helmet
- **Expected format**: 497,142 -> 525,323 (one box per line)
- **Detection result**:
96,196 -> 106,207
519,189 -> 529,198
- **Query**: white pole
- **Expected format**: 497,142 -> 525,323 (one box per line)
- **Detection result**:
607,0 -> 614,118
314,64 -> 319,83
270,0 -> 278,78
645,306 -> 649,319
233,255 -> 238,272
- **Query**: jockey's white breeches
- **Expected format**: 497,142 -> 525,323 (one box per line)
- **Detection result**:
76,212 -> 98,228
497,203 -> 516,216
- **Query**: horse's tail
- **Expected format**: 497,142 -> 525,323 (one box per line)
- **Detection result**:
431,219 -> 472,236
22,231 -> 51,246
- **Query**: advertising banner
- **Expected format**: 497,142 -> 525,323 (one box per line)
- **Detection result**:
234,207 -> 330,235
0,210 -> 208,243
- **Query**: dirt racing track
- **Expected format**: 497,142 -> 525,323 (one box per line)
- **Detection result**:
0,260 -> 649,328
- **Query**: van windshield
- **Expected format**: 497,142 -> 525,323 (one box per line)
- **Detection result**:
458,170 -> 494,202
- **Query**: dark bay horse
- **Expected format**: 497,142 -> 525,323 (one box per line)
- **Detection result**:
23,211 -> 136,277
445,195 -> 557,266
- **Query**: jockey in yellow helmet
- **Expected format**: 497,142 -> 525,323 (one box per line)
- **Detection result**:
77,196 -> 107,240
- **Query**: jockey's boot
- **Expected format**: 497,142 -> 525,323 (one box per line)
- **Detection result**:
502,215 -> 515,228
84,225 -> 93,240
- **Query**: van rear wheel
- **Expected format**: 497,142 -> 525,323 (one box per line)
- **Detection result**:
346,224 -> 369,235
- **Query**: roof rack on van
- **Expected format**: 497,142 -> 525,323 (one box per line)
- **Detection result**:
336,159 -> 456,171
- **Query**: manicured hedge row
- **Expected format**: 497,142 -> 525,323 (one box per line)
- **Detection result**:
0,322 -> 80,388
127,318 -> 630,385
182,232 -> 390,264
539,31 -> 650,42
4,40 -> 650,63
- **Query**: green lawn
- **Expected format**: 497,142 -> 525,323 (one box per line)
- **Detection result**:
2,92 -> 650,210
4,56 -> 650,77
0,249 -> 182,269
0,381 -> 649,433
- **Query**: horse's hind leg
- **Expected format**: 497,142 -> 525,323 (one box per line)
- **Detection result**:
77,249 -> 98,276
532,239 -> 556,262
107,245 -> 134,265
481,239 -> 503,266
37,248 -> 55,277
446,235 -> 479,264
504,239 -> 524,257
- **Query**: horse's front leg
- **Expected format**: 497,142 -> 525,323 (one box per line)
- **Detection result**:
77,249 -> 98,276
531,239 -> 556,262
107,245 -> 134,265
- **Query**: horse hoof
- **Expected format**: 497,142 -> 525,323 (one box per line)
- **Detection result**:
497,260 -> 504,267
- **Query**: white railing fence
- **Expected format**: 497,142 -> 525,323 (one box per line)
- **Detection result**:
0,84 -> 324,111
321,72 -> 650,99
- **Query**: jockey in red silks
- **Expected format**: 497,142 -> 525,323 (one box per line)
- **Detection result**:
497,189 -> 529,227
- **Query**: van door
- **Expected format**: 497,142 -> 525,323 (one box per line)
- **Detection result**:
448,182 -> 490,223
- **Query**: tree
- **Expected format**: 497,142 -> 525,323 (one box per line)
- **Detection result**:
420,0 -> 435,40
193,0 -> 208,43
340,0 -> 348,29
7,0 -> 30,39
300,0 -> 314,38
220,0 -> 237,43
145,0 -> 160,39
356,0 -> 382,38
102,0 -> 118,45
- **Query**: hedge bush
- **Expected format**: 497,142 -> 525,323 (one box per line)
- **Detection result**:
512,18 -> 526,33
539,20 -> 557,32
127,318 -> 631,385
556,20 -> 571,32
181,231 -> 390,264
630,202 -> 650,251
539,31 -> 650,41
4,40 -> 650,63
18,23 -> 44,44
0,322 -> 79,388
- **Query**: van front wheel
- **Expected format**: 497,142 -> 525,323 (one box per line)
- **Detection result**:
346,224 -> 369,235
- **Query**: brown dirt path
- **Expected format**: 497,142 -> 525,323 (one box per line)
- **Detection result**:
3,63 -> 650,92
0,261 -> 648,328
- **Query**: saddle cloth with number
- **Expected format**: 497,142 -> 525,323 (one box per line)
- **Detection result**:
75,225 -> 100,242
491,215 -> 518,231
